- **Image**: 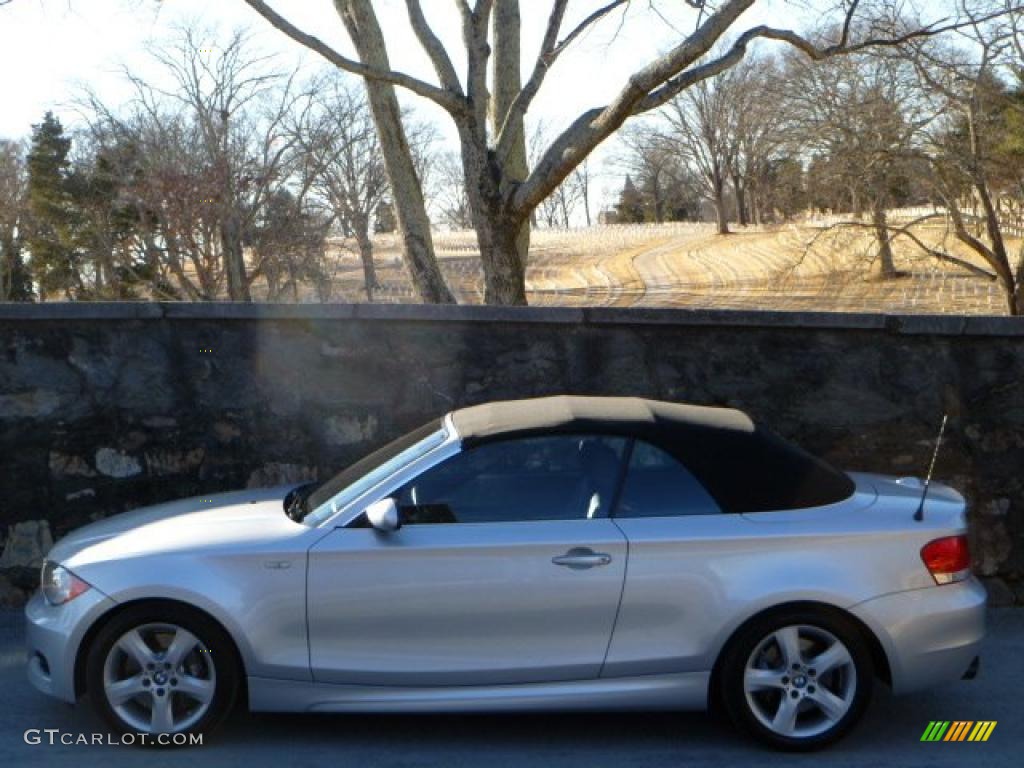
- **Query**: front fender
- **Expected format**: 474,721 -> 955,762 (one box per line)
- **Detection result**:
75,550 -> 311,682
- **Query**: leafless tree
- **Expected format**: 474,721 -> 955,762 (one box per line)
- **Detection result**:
326,2 -> 454,303
784,48 -> 932,276
81,106 -> 228,299
614,125 -> 700,223
0,139 -> 30,300
727,56 -> 788,226
904,1 -> 1024,312
431,151 -> 474,230
240,0 -> 1006,304
75,26 -> 336,302
289,75 -> 391,300
662,61 -> 743,234
140,27 -> 301,301
250,187 -> 333,302
575,159 -> 593,227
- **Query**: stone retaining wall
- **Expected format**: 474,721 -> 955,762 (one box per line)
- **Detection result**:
1,303 -> 1022,606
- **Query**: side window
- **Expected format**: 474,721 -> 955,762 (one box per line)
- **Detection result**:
393,435 -> 628,524
614,440 -> 721,518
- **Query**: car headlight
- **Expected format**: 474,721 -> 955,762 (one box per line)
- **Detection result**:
40,561 -> 91,606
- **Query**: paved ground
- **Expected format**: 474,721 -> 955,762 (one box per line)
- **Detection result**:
1,608 -> 1021,767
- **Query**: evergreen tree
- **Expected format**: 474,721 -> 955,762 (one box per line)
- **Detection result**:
26,112 -> 81,299
68,142 -> 149,298
615,176 -> 646,223
374,200 -> 397,234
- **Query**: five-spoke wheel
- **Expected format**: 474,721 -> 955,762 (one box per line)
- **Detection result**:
720,608 -> 873,750
87,604 -> 238,739
102,623 -> 216,733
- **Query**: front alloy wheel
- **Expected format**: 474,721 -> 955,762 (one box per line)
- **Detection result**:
721,609 -> 873,750
87,604 -> 238,740
103,623 -> 216,733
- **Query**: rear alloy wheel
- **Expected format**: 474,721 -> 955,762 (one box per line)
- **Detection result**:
721,610 -> 873,750
87,604 -> 238,741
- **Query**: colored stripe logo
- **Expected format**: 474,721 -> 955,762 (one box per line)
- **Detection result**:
921,721 -> 996,742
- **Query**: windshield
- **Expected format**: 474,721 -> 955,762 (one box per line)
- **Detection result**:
301,419 -> 447,526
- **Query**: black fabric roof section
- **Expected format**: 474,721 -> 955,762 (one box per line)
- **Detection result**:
450,396 -> 854,514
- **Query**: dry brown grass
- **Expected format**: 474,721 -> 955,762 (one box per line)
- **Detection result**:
308,222 -> 1017,314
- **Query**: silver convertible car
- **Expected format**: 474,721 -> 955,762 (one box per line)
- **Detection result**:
26,396 -> 984,750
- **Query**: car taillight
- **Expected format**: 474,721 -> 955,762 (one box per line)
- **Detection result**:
920,535 -> 971,585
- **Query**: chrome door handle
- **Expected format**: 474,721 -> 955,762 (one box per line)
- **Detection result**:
552,548 -> 612,570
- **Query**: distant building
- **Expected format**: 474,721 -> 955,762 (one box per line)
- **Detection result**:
597,209 -> 619,225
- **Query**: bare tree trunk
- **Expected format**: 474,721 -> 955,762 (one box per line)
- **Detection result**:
975,182 -> 1012,282
265,262 -> 282,301
353,221 -> 379,302
713,176 -> 730,235
479,214 -> 529,305
944,191 -> 1017,313
871,204 -> 897,278
1013,258 -> 1023,316
750,186 -> 762,226
0,234 -> 13,300
454,126 -> 526,304
733,173 -> 748,227
971,181 -> 1017,314
488,0 -> 530,302
582,174 -> 592,227
221,212 -> 251,301
653,176 -> 665,223
336,0 -> 454,304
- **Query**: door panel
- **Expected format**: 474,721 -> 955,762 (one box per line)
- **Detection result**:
603,515 -> 755,677
308,519 -> 627,686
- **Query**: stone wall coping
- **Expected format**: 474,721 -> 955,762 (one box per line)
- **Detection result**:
1,302 -> 1023,336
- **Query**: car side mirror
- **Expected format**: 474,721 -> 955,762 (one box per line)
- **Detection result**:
364,498 -> 400,532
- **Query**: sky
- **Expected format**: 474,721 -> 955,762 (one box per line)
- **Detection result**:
0,0 -> 806,140
0,0 -> 945,208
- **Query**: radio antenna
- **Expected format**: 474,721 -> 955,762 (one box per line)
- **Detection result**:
914,414 -> 948,522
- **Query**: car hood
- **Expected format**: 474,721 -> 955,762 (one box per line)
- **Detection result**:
49,485 -> 305,568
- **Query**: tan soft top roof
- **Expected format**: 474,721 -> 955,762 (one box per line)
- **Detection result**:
450,395 -> 754,443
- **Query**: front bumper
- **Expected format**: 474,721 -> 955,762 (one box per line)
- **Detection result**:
850,577 -> 986,694
25,588 -> 118,703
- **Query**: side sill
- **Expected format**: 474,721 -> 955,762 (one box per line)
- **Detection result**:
248,671 -> 710,713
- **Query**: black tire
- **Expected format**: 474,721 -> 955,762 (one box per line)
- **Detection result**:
86,602 -> 240,744
718,606 -> 874,751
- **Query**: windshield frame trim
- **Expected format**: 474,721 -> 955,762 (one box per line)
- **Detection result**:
309,413 -> 462,529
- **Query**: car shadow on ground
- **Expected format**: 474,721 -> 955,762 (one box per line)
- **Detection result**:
224,685 -> 902,756
5,610 -> 1023,767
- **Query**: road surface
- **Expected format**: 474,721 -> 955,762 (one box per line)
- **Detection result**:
1,608 -> 1021,767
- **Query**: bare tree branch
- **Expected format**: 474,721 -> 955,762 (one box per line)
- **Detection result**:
239,0 -> 468,114
494,0 -> 569,163
552,0 -> 630,58
813,216 -> 999,280
637,5 -> 1024,114
513,0 -> 755,215
458,0 -> 496,137
404,0 -> 465,97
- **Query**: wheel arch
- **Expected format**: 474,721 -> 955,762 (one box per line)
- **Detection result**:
74,597 -> 248,703
707,600 -> 892,711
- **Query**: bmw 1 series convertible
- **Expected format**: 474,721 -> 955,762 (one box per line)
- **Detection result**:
26,396 -> 984,749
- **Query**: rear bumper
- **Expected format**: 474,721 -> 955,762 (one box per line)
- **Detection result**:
25,588 -> 118,703
850,577 -> 986,694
